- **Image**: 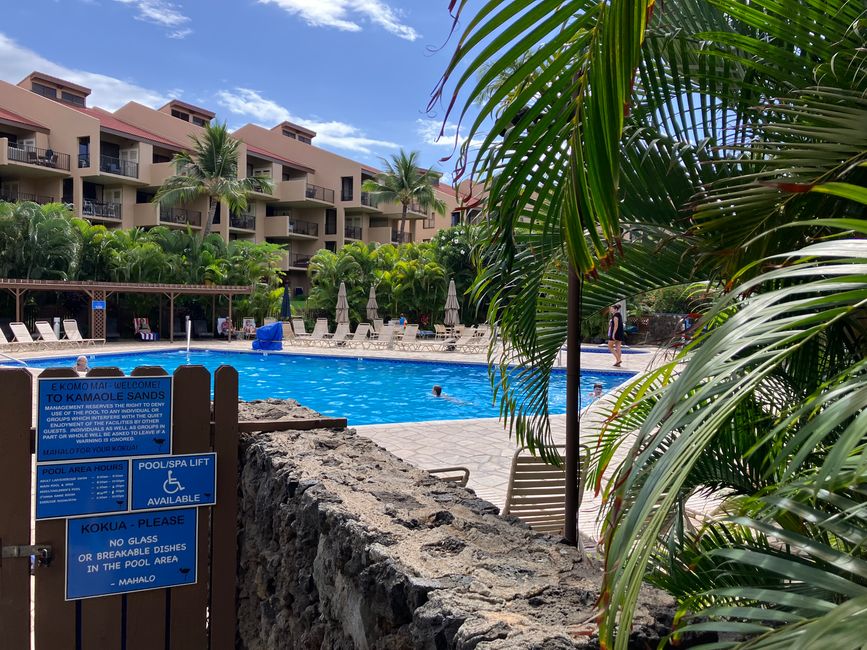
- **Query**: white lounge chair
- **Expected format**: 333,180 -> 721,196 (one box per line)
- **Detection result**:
0,327 -> 20,353
345,323 -> 371,348
325,323 -> 351,347
367,324 -> 394,349
35,321 -> 74,348
300,319 -> 329,347
292,318 -> 309,340
264,317 -> 277,325
427,466 -> 470,487
9,322 -> 38,349
63,319 -> 102,345
372,319 -> 384,333
434,324 -> 448,340
395,324 -> 421,351
502,445 -> 590,553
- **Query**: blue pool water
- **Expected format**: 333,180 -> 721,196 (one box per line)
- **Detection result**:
13,350 -> 634,425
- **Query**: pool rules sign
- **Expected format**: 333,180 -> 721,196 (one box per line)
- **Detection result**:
34,376 -> 217,600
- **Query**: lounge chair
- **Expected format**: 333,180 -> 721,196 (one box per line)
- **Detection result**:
298,319 -> 328,346
367,324 -> 394,349
345,323 -> 371,348
434,324 -> 448,340
325,323 -> 351,347
427,466 -> 470,487
64,319 -> 103,346
502,445 -> 590,553
134,317 -> 160,341
191,319 -> 213,339
372,319 -> 384,334
0,327 -> 21,353
35,321 -> 75,348
454,329 -> 491,353
281,321 -> 294,341
395,324 -> 422,351
242,318 -> 257,340
264,317 -> 277,325
9,322 -> 38,349
292,318 -> 308,340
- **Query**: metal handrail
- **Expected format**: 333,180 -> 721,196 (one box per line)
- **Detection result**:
360,191 -> 377,207
100,154 -> 139,178
286,253 -> 312,268
230,214 -> 256,230
287,218 -> 318,237
82,200 -> 122,220
0,190 -> 55,204
7,144 -> 71,171
391,230 -> 411,244
305,183 -> 335,203
344,225 -> 362,240
160,206 -> 203,227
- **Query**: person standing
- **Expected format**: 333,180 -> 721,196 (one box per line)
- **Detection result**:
607,304 -> 624,367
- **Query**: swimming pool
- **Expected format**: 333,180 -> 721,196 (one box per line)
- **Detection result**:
13,350 -> 634,425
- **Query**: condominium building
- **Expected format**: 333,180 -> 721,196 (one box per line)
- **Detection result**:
0,71 -> 468,290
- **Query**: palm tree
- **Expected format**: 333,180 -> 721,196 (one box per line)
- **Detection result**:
361,150 -> 447,239
438,0 -> 867,647
154,122 -> 272,239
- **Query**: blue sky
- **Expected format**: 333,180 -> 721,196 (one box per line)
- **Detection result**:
0,0 -> 480,178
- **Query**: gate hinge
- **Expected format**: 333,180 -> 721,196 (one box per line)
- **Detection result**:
1,543 -> 53,568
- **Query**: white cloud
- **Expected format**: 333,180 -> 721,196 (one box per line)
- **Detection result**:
113,0 -> 192,38
416,119 -> 485,150
217,87 -> 400,155
258,0 -> 418,41
0,32 -> 166,110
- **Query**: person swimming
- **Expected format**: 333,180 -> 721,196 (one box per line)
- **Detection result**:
74,355 -> 90,374
588,383 -> 603,401
432,385 -> 467,405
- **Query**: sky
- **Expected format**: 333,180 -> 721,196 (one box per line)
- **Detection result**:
0,0 -> 482,180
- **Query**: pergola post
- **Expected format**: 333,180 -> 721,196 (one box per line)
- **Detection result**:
564,267 -> 581,547
14,289 -> 24,322
227,294 -> 233,343
169,293 -> 176,343
212,296 -> 216,336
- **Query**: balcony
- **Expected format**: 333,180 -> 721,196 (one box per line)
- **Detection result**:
275,179 -> 335,207
0,189 -> 55,204
82,199 -> 122,221
289,218 -> 318,237
344,225 -> 362,240
160,206 -> 202,228
5,143 -> 71,172
230,213 -> 256,230
408,201 -> 425,215
360,191 -> 376,207
391,230 -> 411,244
306,183 -> 335,203
99,154 -> 139,179
284,252 -> 312,270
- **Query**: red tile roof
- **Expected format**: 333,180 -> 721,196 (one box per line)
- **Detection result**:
246,144 -> 314,174
70,106 -> 184,150
0,107 -> 48,132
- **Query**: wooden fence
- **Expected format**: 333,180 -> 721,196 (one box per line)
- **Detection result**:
0,364 -> 240,650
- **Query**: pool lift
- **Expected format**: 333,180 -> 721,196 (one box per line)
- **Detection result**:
185,316 -> 192,358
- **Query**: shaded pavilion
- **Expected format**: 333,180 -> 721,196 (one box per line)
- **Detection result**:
0,279 -> 252,342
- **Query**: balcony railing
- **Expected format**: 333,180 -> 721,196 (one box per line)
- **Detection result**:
360,191 -> 377,207
100,155 -> 139,178
344,225 -> 362,240
391,230 -> 411,244
7,144 -> 71,171
82,199 -> 122,220
407,201 -> 425,215
230,213 -> 256,230
286,253 -> 312,268
0,189 -> 55,204
160,206 -> 202,227
305,183 -> 335,203
287,218 -> 318,237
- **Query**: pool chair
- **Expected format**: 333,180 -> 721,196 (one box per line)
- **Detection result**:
9,322 -> 39,349
264,317 -> 277,325
191,319 -> 213,339
291,318 -> 308,340
454,329 -> 491,354
372,319 -> 384,334
133,317 -> 160,341
325,322 -> 351,347
434,324 -> 448,340
0,327 -> 21,353
299,319 -> 329,346
427,466 -> 471,487
35,321 -> 75,349
503,445 -> 590,554
367,324 -> 394,349
63,319 -> 102,346
345,323 -> 371,348
242,318 -> 257,340
395,324 -> 423,351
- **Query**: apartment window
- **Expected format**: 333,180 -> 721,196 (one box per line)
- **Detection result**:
325,241 -> 337,253
451,211 -> 461,227
282,129 -> 297,139
423,215 -> 435,229
341,176 -> 354,201
31,82 -> 57,99
136,190 -> 156,203
0,132 -> 18,144
153,152 -> 172,163
78,137 -> 90,167
370,217 -> 388,228
298,135 -> 312,144
61,91 -> 85,106
171,109 -> 190,122
62,179 -> 73,204
325,209 -> 337,235
192,116 -> 208,127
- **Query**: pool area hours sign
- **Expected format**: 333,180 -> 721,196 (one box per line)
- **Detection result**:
66,508 -> 198,600
36,460 -> 129,520
37,376 -> 172,462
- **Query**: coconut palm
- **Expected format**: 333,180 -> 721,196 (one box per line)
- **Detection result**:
361,150 -> 447,239
154,122 -> 272,238
438,0 -> 867,647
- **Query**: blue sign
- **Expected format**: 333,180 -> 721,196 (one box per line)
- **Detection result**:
36,460 -> 129,520
91,300 -> 106,310
66,509 -> 197,600
131,453 -> 216,511
37,377 -> 172,462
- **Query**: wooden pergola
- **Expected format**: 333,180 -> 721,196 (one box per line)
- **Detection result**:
0,279 -> 253,342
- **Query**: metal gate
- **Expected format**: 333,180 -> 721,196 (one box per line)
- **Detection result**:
0,364 -> 240,650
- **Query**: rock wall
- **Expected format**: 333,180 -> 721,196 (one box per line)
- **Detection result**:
236,425 -> 678,649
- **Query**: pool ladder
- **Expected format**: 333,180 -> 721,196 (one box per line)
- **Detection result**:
0,352 -> 28,366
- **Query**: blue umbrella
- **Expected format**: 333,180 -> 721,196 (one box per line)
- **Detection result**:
280,284 -> 291,319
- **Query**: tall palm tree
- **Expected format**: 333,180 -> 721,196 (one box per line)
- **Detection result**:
439,0 -> 867,647
154,122 -> 272,239
361,150 -> 447,239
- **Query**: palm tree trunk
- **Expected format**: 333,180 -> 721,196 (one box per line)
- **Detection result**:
202,197 -> 218,239
399,204 -> 408,239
